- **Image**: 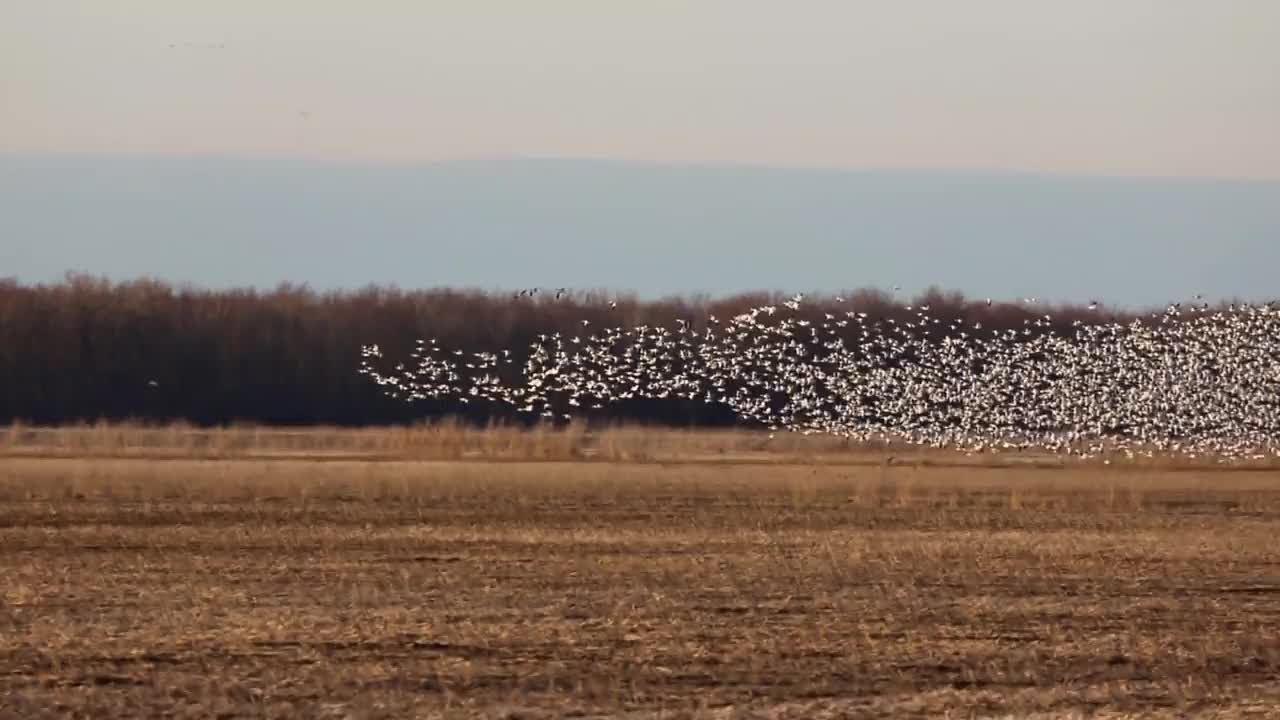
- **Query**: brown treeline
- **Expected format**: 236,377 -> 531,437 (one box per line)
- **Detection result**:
1,274 -> 1132,427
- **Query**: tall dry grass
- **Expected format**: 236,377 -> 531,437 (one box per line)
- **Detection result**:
3,420 -> 1271,470
0,420 -> 915,462
2,455 -> 1276,518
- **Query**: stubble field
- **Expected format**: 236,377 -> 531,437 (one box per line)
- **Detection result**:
1,427 -> 1279,718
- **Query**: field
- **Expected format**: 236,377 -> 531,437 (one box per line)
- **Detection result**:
2,426 -> 1279,718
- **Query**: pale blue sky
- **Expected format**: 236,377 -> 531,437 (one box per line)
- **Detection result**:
5,3 -> 1279,306
5,1 -> 1278,177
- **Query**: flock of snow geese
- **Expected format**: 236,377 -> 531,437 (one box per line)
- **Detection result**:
359,294 -> 1280,463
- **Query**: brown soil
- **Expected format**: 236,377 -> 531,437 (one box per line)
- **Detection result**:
2,457 -> 1278,718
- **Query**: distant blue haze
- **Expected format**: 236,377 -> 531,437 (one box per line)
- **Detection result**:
3,156 -> 1277,309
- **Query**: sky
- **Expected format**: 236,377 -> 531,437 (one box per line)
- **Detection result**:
4,157 -> 1277,308
3,3 -> 1278,306
4,1 -> 1278,178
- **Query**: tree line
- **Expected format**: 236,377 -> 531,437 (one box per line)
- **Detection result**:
1,274 -> 1134,427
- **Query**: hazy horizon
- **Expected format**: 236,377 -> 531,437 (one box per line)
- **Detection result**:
5,155 -> 1277,309
12,152 -> 1277,182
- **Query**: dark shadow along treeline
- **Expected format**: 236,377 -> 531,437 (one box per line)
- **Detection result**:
0,275 -> 1135,427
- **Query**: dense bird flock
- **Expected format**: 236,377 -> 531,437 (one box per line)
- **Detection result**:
360,295 -> 1280,463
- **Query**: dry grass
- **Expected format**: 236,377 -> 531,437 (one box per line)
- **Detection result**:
0,420 -> 857,462
3,421 -> 1275,471
2,449 -> 1280,718
0,420 -> 914,465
